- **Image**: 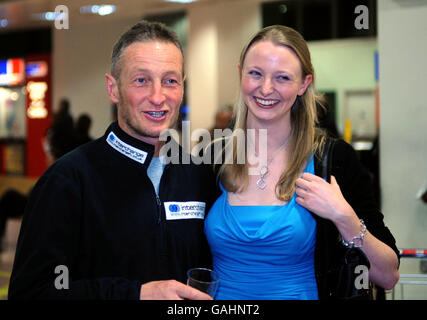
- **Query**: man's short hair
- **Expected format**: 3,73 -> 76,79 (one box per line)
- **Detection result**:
111,20 -> 183,80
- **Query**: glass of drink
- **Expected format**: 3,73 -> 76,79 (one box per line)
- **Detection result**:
187,267 -> 219,298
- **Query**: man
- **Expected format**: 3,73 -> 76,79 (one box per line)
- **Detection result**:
9,21 -> 216,300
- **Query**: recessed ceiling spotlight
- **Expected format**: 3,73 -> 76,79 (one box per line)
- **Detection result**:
32,12 -> 66,21
80,5 -> 116,16
163,0 -> 198,3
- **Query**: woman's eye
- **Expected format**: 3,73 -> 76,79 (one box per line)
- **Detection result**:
278,75 -> 290,81
249,70 -> 262,77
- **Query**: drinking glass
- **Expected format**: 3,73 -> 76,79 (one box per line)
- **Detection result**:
186,267 -> 219,298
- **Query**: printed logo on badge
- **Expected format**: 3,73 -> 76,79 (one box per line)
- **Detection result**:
164,201 -> 206,220
106,132 -> 148,164
169,204 -> 180,213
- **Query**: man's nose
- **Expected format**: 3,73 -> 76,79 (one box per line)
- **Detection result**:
149,82 -> 166,106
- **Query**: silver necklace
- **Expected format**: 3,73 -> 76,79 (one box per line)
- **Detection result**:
256,137 -> 290,190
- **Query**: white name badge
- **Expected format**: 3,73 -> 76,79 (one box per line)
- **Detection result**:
164,201 -> 206,220
106,132 -> 148,164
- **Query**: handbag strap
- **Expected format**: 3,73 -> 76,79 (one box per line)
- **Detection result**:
320,138 -> 336,183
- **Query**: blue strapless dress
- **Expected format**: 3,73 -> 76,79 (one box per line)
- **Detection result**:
205,158 -> 318,300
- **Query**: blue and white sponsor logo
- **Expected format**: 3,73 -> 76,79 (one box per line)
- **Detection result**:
106,132 -> 148,164
168,204 -> 180,213
164,201 -> 206,220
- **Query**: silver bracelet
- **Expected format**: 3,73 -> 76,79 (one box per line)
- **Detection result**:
341,219 -> 368,248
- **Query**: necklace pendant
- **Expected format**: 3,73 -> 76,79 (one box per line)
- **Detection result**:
256,177 -> 267,190
259,165 -> 268,176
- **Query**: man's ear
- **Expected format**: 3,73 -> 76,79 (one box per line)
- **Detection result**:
298,74 -> 313,96
105,74 -> 120,104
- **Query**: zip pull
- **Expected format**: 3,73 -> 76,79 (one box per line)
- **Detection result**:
156,195 -> 162,223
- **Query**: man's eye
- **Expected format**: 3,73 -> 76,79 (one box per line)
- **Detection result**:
164,78 -> 179,85
135,78 -> 146,84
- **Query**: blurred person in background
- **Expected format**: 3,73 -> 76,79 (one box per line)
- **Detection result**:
74,113 -> 93,146
210,105 -> 234,137
43,98 -> 77,165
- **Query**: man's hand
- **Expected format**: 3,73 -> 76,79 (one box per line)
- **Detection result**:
140,280 -> 213,300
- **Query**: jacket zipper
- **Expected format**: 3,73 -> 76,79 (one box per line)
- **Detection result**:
157,164 -> 168,270
156,195 -> 162,224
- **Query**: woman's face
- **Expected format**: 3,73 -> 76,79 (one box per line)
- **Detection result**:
240,40 -> 312,128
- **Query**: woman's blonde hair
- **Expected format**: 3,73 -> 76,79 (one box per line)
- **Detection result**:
218,25 -> 326,202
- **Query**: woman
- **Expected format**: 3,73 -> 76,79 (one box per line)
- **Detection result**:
204,25 -> 399,300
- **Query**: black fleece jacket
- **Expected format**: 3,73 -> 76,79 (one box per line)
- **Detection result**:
9,122 -> 217,299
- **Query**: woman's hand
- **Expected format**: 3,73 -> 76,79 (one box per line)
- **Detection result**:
296,172 -> 399,289
295,173 -> 354,222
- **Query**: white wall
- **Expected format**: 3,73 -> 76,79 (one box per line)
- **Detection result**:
186,4 -> 219,135
378,0 -> 427,246
308,38 -> 378,134
53,17 -> 140,138
216,2 -> 261,110
187,1 -> 260,133
378,0 -> 427,298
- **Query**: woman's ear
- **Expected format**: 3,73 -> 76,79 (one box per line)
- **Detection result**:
238,64 -> 242,78
298,74 -> 313,96
105,74 -> 120,104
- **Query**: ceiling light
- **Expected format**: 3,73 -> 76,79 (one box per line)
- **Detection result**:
44,12 -> 56,20
32,12 -> 65,21
80,5 -> 116,16
163,0 -> 198,3
97,5 -> 115,16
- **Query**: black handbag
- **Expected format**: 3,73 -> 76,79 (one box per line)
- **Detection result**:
334,247 -> 373,299
321,138 -> 373,300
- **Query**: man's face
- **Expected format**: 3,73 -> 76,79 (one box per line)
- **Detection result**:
106,41 -> 184,145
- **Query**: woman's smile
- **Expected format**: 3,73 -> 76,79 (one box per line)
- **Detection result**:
253,96 -> 281,109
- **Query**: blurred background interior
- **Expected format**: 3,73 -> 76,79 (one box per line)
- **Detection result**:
0,0 -> 426,300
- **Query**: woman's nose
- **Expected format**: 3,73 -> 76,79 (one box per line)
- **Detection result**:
260,78 -> 274,96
